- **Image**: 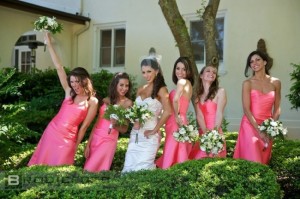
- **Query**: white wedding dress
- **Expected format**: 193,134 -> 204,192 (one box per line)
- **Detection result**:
122,96 -> 162,173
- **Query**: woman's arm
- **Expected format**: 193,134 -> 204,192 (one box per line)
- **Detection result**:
242,80 -> 260,130
76,96 -> 99,148
272,78 -> 281,120
144,86 -> 172,138
215,88 -> 227,129
45,33 -> 69,94
194,100 -> 206,133
173,79 -> 185,126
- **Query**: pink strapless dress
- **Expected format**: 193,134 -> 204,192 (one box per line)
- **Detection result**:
84,104 -> 119,172
233,90 -> 275,164
28,97 -> 88,166
189,100 -> 227,159
156,90 -> 192,169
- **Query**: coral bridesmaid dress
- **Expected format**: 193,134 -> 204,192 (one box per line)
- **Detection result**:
189,100 -> 227,159
28,97 -> 88,166
156,89 -> 192,169
233,90 -> 275,164
84,104 -> 120,172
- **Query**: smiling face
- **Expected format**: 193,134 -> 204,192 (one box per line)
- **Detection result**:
200,66 -> 217,82
70,76 -> 85,95
141,65 -> 158,83
250,54 -> 267,72
175,62 -> 187,80
116,78 -> 130,97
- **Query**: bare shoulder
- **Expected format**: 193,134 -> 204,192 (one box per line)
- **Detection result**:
103,97 -> 110,105
89,96 -> 99,106
177,78 -> 188,86
270,76 -> 281,84
242,79 -> 251,89
217,87 -> 226,98
124,98 -> 133,108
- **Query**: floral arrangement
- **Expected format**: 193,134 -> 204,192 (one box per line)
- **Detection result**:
33,16 -> 63,34
173,124 -> 199,143
200,129 -> 225,156
125,102 -> 153,125
258,118 -> 288,139
103,104 -> 127,133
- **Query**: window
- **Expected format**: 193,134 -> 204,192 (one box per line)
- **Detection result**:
94,22 -> 126,71
21,51 -> 31,73
190,17 -> 224,63
184,10 -> 227,75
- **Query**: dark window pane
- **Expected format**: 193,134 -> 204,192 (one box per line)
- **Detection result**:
101,30 -> 111,47
101,48 -> 111,67
190,17 -> 224,62
114,29 -> 125,66
100,30 -> 112,67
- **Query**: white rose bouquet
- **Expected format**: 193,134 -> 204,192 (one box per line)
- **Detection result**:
125,102 -> 153,125
33,16 -> 63,34
125,102 -> 153,143
104,104 -> 127,134
200,129 -> 225,156
258,118 -> 288,139
173,124 -> 199,143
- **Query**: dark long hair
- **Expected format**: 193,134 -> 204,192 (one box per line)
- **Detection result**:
172,57 -> 194,86
141,58 -> 166,99
196,66 -> 219,103
244,50 -> 270,77
108,72 -> 132,105
67,67 -> 96,102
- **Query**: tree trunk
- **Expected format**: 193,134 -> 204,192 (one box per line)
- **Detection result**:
158,0 -> 199,85
202,0 -> 220,68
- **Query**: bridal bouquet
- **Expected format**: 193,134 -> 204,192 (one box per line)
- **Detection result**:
104,104 -> 127,134
125,102 -> 153,125
258,118 -> 288,139
33,16 -> 63,34
200,129 -> 225,156
173,124 -> 199,143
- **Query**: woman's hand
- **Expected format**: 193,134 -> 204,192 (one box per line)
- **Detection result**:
175,115 -> 183,126
110,118 -> 118,129
144,129 -> 156,138
133,120 -> 141,130
84,144 -> 90,158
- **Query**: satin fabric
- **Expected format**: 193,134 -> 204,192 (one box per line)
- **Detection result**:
122,96 -> 162,173
156,89 -> 192,169
28,97 -> 88,166
84,104 -> 119,172
233,90 -> 275,164
189,100 -> 227,159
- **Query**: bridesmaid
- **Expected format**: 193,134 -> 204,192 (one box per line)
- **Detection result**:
189,66 -> 227,159
84,72 -> 132,172
28,33 -> 98,166
233,50 -> 281,164
156,57 -> 194,169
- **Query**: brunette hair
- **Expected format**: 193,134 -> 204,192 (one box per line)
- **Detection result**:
196,66 -> 219,103
108,72 -> 132,105
244,50 -> 270,77
141,58 -> 166,99
67,67 -> 96,102
172,57 -> 194,86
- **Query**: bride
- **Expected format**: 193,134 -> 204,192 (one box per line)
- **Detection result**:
122,57 -> 172,173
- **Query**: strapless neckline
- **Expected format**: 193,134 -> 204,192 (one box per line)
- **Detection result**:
251,89 -> 275,95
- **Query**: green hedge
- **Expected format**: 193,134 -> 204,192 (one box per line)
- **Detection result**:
0,159 -> 282,199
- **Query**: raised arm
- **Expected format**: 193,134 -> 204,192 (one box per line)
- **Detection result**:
45,32 -> 70,94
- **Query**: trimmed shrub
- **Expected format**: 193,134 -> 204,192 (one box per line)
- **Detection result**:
0,158 -> 282,199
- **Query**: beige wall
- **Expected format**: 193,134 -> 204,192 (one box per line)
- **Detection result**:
1,0 -> 299,138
